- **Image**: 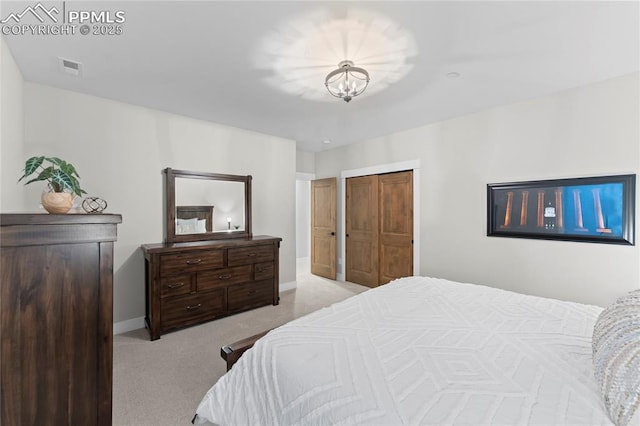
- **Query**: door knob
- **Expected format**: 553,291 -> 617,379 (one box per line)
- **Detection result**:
329,232 -> 335,236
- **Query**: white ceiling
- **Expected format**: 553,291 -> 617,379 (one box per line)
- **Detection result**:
2,1 -> 639,152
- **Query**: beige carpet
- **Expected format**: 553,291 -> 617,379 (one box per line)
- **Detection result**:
112,273 -> 367,426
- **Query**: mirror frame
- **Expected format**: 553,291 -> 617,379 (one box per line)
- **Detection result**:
163,168 -> 252,243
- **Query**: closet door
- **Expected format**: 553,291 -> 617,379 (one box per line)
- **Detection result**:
345,175 -> 379,287
379,171 -> 413,284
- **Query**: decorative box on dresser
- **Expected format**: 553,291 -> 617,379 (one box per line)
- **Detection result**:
0,213 -> 121,426
142,236 -> 281,340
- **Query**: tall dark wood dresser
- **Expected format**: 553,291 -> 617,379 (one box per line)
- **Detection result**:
0,213 -> 121,426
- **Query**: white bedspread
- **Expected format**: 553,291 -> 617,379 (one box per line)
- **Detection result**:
195,276 -> 612,425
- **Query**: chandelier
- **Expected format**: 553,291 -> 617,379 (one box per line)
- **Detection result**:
325,60 -> 370,103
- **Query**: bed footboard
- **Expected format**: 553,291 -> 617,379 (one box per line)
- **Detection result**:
220,330 -> 270,371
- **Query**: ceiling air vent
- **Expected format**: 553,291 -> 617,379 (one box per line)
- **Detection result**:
58,57 -> 82,76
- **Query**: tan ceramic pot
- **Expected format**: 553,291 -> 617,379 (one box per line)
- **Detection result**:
41,192 -> 74,214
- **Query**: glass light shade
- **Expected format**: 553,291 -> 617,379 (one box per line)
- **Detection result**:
325,60 -> 370,102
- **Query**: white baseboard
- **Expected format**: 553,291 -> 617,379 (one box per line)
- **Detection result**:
280,280 -> 297,292
113,317 -> 145,335
337,273 -> 345,282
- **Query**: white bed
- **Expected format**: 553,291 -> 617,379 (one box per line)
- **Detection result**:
194,276 -> 615,425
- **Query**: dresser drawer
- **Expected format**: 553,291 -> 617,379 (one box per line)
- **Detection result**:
228,245 -> 274,266
227,280 -> 273,311
161,290 -> 225,330
160,250 -> 224,276
160,274 -> 193,298
254,262 -> 274,280
197,265 -> 252,291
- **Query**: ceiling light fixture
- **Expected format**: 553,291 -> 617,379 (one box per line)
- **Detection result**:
325,60 -> 370,103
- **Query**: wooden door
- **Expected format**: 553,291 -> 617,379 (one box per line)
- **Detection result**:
345,175 -> 379,287
311,178 -> 336,279
379,171 -> 413,284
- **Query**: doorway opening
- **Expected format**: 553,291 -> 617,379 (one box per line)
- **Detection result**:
295,173 -> 314,277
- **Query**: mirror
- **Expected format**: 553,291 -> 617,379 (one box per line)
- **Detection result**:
164,168 -> 252,243
175,179 -> 245,233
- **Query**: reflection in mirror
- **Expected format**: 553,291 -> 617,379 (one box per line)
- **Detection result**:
176,206 -> 213,234
175,178 -> 246,234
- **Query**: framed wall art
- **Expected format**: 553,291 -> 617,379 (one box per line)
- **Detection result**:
487,174 -> 635,245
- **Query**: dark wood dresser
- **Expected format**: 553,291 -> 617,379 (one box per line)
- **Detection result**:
0,213 -> 121,426
142,236 -> 281,340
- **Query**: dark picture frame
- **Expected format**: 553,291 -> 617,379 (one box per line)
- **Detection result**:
487,174 -> 635,245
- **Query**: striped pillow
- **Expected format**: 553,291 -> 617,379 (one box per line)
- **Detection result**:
593,290 -> 640,426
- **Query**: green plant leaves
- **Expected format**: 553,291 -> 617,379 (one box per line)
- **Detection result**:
24,166 -> 54,185
17,156 -> 86,196
47,157 -> 64,166
51,169 -> 74,193
18,156 -> 44,182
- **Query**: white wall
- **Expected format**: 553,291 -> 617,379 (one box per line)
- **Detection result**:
316,73 -> 640,307
0,39 -> 25,211
19,82 -> 297,323
296,150 -> 315,174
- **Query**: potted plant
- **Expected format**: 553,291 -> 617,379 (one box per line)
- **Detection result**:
18,156 -> 87,214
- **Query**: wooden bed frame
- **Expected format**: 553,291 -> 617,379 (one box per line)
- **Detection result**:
221,330 -> 270,371
176,205 -> 214,232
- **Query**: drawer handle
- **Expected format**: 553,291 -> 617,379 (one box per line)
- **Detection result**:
217,274 -> 232,280
248,290 -> 257,295
256,268 -> 263,273
167,282 -> 185,289
246,253 -> 257,257
186,304 -> 202,311
186,259 -> 202,265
